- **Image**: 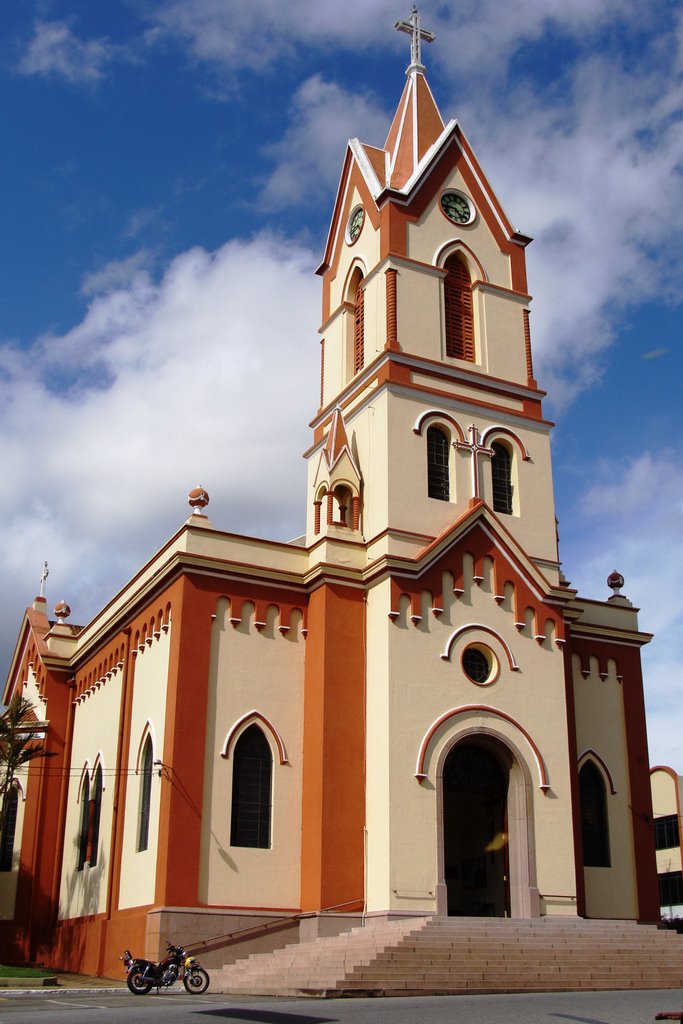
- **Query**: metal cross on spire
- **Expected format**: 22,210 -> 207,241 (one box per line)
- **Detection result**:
395,6 -> 436,73
39,561 -> 49,598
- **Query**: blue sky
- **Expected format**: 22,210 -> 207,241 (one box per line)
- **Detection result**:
1,1 -> 682,769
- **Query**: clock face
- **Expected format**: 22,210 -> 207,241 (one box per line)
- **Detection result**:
346,205 -> 364,244
440,191 -> 474,225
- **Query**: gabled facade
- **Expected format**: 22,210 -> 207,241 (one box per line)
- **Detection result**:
0,11 -> 659,978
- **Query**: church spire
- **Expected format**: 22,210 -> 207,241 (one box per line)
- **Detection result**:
385,7 -> 445,189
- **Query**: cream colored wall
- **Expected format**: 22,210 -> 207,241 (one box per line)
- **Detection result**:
117,626 -> 171,910
364,557 -> 577,917
23,665 -> 47,720
58,667 -> 123,921
322,186 -> 383,405
403,165 -> 530,385
0,780 -> 27,919
572,654 -> 638,919
651,769 -> 683,876
199,598 -> 305,909
385,393 -> 558,564
407,166 -> 511,289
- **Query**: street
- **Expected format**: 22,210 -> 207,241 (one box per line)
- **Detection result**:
0,988 -> 680,1024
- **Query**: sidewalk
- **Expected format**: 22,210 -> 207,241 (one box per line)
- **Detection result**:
0,971 -> 126,993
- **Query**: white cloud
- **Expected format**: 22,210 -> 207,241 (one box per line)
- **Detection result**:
81,251 -> 155,297
18,20 -> 124,83
447,40 -> 683,408
0,234 -> 319,664
262,75 -> 389,208
147,0 -> 399,71
559,451 -> 683,767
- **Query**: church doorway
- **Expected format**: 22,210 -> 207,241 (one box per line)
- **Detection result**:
442,740 -> 510,917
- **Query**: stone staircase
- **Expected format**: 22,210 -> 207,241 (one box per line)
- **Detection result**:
210,916 -> 683,996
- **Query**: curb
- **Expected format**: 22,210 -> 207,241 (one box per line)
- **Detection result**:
0,987 -> 127,998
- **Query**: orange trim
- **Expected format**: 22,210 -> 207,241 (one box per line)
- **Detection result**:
221,711 -> 288,765
570,634 -> 659,921
154,575 -> 213,908
578,748 -> 617,795
385,267 -> 398,350
440,624 -> 520,672
413,409 -> 466,441
300,584 -> 365,912
415,704 -> 549,790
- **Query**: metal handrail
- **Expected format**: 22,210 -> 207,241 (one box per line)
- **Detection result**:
184,899 -> 364,953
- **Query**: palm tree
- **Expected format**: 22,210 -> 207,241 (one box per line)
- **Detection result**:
0,693 -> 54,831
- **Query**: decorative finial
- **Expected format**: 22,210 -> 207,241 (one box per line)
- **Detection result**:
188,485 -> 210,516
395,6 -> 435,74
607,570 -> 625,597
39,561 -> 49,598
54,600 -> 71,624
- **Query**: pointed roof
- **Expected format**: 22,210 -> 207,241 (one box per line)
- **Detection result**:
384,70 -> 445,190
323,405 -> 360,477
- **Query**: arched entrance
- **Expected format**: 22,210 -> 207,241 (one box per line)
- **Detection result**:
442,740 -> 510,917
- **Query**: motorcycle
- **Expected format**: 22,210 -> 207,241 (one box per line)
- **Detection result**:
121,942 -> 210,995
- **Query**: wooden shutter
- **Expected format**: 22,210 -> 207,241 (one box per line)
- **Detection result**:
444,255 -> 474,361
353,285 -> 364,374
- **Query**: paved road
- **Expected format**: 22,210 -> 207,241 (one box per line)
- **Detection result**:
0,988 -> 681,1024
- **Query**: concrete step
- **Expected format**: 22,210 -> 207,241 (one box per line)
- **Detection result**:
211,916 -> 683,996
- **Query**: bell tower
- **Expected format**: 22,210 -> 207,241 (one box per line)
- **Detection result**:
306,7 -> 560,584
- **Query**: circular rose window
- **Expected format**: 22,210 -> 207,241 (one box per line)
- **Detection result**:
462,645 -> 497,685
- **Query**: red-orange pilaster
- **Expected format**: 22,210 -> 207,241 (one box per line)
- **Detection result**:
154,575 -> 215,908
619,644 -> 660,921
23,670 -> 71,963
562,634 -> 586,917
300,583 -> 366,912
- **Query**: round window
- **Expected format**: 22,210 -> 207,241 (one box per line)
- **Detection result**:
462,645 -> 497,685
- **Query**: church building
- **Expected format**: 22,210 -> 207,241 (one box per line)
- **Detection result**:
0,8 -> 659,978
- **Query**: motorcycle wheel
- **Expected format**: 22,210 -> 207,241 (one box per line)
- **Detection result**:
127,969 -> 153,995
183,967 -> 210,994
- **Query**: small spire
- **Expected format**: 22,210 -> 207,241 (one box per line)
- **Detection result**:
323,406 -> 351,470
395,6 -> 436,75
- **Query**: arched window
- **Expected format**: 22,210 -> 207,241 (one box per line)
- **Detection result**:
579,761 -> 610,867
444,253 -> 474,361
89,764 -> 103,868
230,725 -> 272,849
77,774 -> 90,871
138,736 -> 153,853
0,787 -> 19,872
491,442 -> 513,514
427,426 -> 450,501
353,275 -> 365,374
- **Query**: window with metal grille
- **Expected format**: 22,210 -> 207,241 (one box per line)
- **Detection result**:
138,736 -> 153,853
353,282 -> 364,374
655,815 -> 680,850
444,254 -> 474,361
0,787 -> 18,872
89,764 -> 103,867
659,871 -> 683,908
77,774 -> 90,871
579,761 -> 610,867
427,426 -> 450,501
491,442 -> 513,515
230,725 -> 272,849
462,647 -> 491,684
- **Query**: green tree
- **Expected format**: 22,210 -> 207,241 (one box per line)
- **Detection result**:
0,693 -> 54,830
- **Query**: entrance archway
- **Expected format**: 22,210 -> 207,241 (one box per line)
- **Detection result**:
442,740 -> 510,917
